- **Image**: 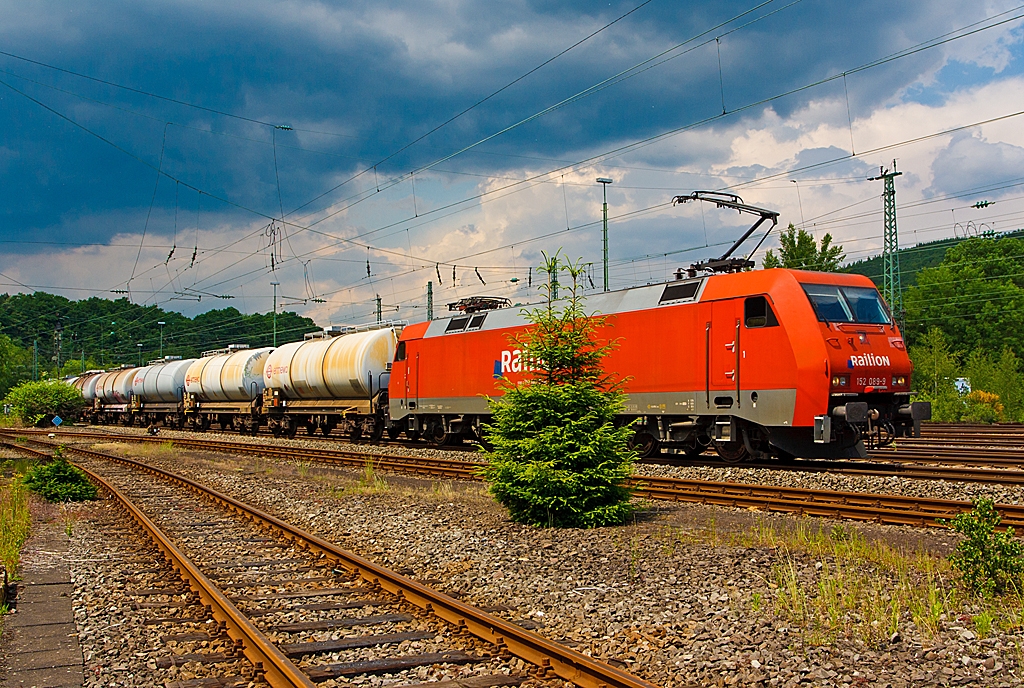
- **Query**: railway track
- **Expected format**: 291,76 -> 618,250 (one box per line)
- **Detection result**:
6,439 -> 656,688
13,425 -> 1024,485
6,431 -> 1022,530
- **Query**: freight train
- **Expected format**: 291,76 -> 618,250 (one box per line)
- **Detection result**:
69,193 -> 929,461
70,265 -> 928,461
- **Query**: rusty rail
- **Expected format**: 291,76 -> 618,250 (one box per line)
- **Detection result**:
5,437 -> 659,688
5,442 -> 316,687
4,429 -> 1020,529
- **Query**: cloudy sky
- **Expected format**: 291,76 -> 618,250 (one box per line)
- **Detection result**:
1,0 -> 1022,325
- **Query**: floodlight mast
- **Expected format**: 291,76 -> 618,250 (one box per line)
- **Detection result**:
671,191 -> 780,276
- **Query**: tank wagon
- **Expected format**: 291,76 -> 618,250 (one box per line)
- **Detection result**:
130,356 -> 197,428
262,322 -> 400,439
183,345 -> 273,433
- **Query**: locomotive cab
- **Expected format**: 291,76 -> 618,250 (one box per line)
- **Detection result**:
797,276 -> 930,452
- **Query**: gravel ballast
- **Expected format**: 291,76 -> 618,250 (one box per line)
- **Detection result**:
53,433 -> 1024,688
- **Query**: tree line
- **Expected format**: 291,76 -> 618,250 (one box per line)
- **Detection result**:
0,292 -> 316,397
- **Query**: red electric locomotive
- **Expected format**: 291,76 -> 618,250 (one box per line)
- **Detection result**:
385,193 -> 930,461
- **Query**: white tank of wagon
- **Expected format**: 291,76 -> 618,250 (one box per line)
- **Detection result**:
95,367 -> 141,403
71,371 -> 105,400
184,345 -> 273,401
131,358 -> 197,403
263,325 -> 398,400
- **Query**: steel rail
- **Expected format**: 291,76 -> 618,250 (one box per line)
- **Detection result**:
10,437 -> 659,688
17,427 -> 1024,471
37,450 -> 315,687
627,476 -> 1024,529
29,428 -> 1024,482
4,431 -> 1020,528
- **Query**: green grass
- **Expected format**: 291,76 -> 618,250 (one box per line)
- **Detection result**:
0,481 -> 31,574
660,517 -> 967,647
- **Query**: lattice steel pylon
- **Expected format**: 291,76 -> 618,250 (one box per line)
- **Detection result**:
868,161 -> 903,324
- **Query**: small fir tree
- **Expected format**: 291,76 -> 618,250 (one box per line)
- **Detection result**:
479,252 -> 636,528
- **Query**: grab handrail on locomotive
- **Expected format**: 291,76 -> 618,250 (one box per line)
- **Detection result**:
68,193 -> 929,462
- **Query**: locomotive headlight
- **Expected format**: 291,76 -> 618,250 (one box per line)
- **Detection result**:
831,375 -> 849,388
894,375 -> 906,386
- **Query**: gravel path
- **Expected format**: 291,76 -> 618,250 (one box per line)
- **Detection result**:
66,437 -> 1024,688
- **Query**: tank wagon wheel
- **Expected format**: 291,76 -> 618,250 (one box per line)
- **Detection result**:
628,431 -> 660,459
713,440 -> 749,464
305,424 -> 317,436
368,422 -> 384,442
285,425 -> 298,439
320,424 -> 334,437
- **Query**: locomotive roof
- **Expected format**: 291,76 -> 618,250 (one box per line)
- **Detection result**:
413,267 -> 878,339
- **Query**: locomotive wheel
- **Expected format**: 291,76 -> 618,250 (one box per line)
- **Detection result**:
428,423 -> 456,446
386,427 -> 401,440
628,432 -> 660,458
682,440 -> 706,458
713,440 -> 749,464
406,429 -> 421,442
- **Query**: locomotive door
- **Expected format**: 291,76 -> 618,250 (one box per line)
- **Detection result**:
709,299 -> 743,408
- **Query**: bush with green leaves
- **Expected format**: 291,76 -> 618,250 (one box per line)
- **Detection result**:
479,252 -> 636,528
940,498 -> 1024,597
2,380 -> 85,426
23,449 -> 97,502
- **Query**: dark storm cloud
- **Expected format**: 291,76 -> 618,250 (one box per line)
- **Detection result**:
0,0 -> 1007,250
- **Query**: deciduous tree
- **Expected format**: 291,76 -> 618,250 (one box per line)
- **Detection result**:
762,224 -> 845,271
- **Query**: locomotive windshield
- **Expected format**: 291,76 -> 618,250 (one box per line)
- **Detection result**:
802,284 -> 891,324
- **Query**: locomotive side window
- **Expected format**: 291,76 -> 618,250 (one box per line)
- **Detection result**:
467,314 -> 487,330
445,317 -> 471,333
395,341 -> 407,361
802,284 -> 892,324
744,296 -> 778,328
659,280 -> 701,303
